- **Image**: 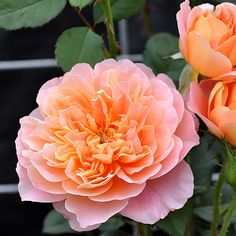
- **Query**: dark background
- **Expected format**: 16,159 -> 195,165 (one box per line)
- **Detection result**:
0,1 -> 181,235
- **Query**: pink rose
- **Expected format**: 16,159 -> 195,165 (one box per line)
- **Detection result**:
16,59 -> 199,231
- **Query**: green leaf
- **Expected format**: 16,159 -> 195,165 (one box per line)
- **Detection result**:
69,0 -> 92,9
189,133 -> 221,189
94,0 -> 145,23
143,33 -> 184,83
165,59 -> 186,82
100,217 -> 124,232
100,230 -> 131,236
144,32 -> 179,60
42,209 -> 76,234
156,201 -> 192,236
0,0 -> 66,30
194,204 -> 228,223
215,0 -> 236,3
55,27 -> 104,71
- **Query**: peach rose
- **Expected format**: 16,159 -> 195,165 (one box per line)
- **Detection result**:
177,0 -> 236,78
189,79 -> 236,146
16,59 -> 199,231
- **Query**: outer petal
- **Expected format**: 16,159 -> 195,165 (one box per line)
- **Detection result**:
220,121 -> 236,147
27,165 -> 66,194
156,73 -> 176,89
188,81 -> 223,137
36,77 -> 60,107
176,0 -> 191,55
65,195 -> 128,228
187,31 -> 232,77
175,110 -> 199,161
136,63 -> 155,79
151,136 -> 182,179
16,163 -> 65,202
29,108 -> 43,120
120,161 -> 193,224
54,201 -> 100,232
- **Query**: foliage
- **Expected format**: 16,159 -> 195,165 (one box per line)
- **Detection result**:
156,201 -> 193,236
69,0 -> 93,9
93,0 -> 145,23
55,27 -> 104,71
0,0 -> 66,30
43,209 -> 76,234
143,33 -> 186,84
1,0 -> 236,235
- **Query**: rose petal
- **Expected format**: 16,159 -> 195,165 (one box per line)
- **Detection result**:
65,195 -> 128,228
187,31 -> 232,77
54,201 -> 100,231
175,110 -> 199,161
16,163 -> 65,202
120,161 -> 193,224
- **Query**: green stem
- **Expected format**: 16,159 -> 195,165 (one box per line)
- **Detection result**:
101,0 -> 117,58
210,168 -> 225,236
137,223 -> 153,236
219,190 -> 236,236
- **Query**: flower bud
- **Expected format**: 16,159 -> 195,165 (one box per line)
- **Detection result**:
224,144 -> 236,190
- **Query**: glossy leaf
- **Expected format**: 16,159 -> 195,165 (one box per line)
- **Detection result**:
69,0 -> 92,9
94,0 -> 145,23
55,27 -> 104,71
0,0 -> 66,30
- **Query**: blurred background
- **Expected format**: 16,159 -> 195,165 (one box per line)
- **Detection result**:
0,0 -> 228,235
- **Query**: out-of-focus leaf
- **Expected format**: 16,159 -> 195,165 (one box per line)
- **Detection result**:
42,209 -> 76,234
190,133 -> 221,189
69,0 -> 92,9
0,0 -> 66,30
166,59 -> 186,82
196,182 -> 233,209
55,27 -> 104,71
194,204 -> 228,223
156,201 -> 192,236
143,33 -> 184,83
100,217 -> 124,232
100,230 -> 131,236
94,0 -> 145,23
215,0 -> 236,3
194,186 -> 207,195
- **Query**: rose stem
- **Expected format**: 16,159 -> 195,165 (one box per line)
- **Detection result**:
101,0 -> 117,58
219,190 -> 236,236
210,167 -> 225,236
137,223 -> 153,236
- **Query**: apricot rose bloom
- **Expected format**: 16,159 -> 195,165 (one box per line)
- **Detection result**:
189,79 -> 236,146
16,59 -> 199,231
177,0 -> 236,78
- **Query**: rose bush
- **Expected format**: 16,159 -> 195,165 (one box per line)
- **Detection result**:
177,0 -> 236,78
16,59 -> 199,231
188,79 -> 236,146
